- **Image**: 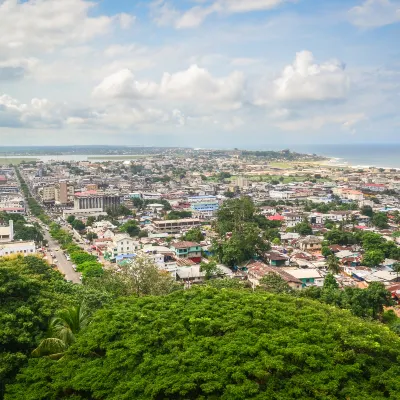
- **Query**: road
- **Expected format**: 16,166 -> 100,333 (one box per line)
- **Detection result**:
42,228 -> 82,284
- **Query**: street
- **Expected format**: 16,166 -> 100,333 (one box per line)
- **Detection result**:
41,227 -> 81,284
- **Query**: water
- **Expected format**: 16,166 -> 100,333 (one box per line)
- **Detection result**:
291,144 -> 400,169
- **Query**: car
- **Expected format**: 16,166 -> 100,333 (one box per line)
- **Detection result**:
54,259 -> 58,263
66,256 -> 71,261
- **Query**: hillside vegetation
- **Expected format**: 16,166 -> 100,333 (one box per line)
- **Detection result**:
6,288 -> 400,400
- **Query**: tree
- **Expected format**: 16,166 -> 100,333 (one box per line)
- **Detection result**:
0,256 -> 79,397
200,260 -> 221,280
182,228 -> 204,242
362,250 -> 385,268
321,246 -> 333,258
32,304 -> 89,359
85,232 -> 97,243
86,216 -> 96,227
392,262 -> 400,280
259,273 -> 293,294
361,205 -> 374,218
223,191 -> 235,198
8,288 -> 400,400
323,273 -> 339,290
119,220 -> 140,237
272,237 -> 281,245
326,254 -> 341,274
372,212 -> 389,229
71,219 -> 85,232
66,215 -> 75,224
70,251 -> 97,266
167,210 -> 192,220
294,221 -> 313,236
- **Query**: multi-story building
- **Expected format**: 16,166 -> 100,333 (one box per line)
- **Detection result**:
105,234 -> 139,259
74,191 -> 123,212
170,241 -> 202,263
0,220 -> 13,242
153,218 -> 201,234
40,185 -> 55,203
55,181 -> 74,205
188,195 -> 219,219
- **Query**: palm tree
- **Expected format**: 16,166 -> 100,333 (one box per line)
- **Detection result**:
326,255 -> 341,275
32,304 -> 89,359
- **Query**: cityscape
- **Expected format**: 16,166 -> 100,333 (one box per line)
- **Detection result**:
1,0 -> 400,399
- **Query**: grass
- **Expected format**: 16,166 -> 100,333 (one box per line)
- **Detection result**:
0,157 -> 38,165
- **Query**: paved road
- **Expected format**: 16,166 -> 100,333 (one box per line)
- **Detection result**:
42,228 -> 82,284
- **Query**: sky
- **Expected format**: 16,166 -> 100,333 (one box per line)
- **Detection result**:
0,0 -> 399,148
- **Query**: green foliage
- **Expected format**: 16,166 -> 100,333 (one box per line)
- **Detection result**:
321,246 -> 333,258
361,205 -> 374,218
0,256 -> 78,397
182,228 -> 204,242
294,221 -> 313,236
86,232 -> 98,242
167,210 -> 192,220
362,250 -> 385,267
324,229 -> 359,246
259,273 -> 293,294
199,260 -> 221,280
326,254 -> 341,274
223,190 -> 235,198
7,288 -> 400,400
69,251 -> 97,267
71,219 -> 85,232
32,304 -> 89,359
119,220 -> 140,237
214,198 -> 269,266
372,212 -> 389,229
300,277 -> 393,320
85,216 -> 96,227
66,215 -> 76,224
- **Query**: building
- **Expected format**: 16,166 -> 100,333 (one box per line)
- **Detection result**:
247,262 -> 303,290
74,191 -> 123,212
106,234 -> 139,259
0,241 -> 36,257
0,175 -> 7,185
0,220 -> 13,242
153,218 -> 201,234
170,241 -> 202,263
40,185 -> 55,202
55,181 -> 74,205
362,183 -> 386,192
282,268 -> 325,288
297,236 -> 322,252
269,190 -> 295,200
189,195 -> 219,219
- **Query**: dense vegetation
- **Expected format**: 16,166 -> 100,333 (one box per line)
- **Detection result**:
0,256 -> 78,398
6,288 -> 400,400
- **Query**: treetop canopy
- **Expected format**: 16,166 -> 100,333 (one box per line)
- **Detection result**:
7,287 -> 400,400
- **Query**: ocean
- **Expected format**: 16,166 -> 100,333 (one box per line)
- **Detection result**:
285,144 -> 400,169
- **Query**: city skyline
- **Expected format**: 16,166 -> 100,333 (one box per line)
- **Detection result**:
0,0 -> 399,146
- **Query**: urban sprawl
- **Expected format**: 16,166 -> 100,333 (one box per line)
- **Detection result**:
1,148 -> 399,312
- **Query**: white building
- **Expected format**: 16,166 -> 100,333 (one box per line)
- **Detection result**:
107,234 -> 139,258
0,241 -> 36,257
269,190 -> 295,200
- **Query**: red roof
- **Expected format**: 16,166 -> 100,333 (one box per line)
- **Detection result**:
268,214 -> 284,221
74,190 -> 98,197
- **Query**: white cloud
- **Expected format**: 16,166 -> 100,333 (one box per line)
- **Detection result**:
275,113 -> 366,131
348,0 -> 400,28
92,69 -> 159,99
118,13 -> 136,29
0,0 -> 135,57
93,64 -> 245,111
153,0 -> 289,28
273,50 -> 350,102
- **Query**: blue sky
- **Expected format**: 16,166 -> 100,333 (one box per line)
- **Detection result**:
0,0 -> 399,147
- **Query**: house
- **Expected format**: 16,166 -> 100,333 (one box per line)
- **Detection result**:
284,213 -> 303,228
282,268 -> 325,288
175,264 -> 232,283
264,251 -> 289,267
247,261 -> 303,290
106,234 -> 139,259
170,241 -> 202,263
297,235 -> 322,252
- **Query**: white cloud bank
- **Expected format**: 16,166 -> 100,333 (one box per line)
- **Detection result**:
348,0 -> 400,28
92,64 -> 245,111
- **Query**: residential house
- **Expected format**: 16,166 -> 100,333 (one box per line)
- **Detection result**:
170,241 -> 202,263
297,235 -> 322,252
